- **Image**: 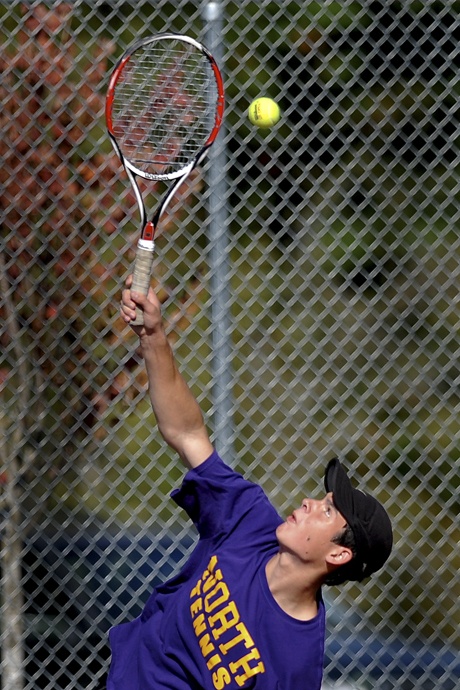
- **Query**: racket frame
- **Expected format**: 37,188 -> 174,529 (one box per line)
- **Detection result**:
105,33 -> 224,322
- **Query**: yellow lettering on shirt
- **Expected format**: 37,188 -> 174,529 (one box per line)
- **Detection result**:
203,568 -> 223,593
199,633 -> 217,657
209,602 -> 240,639
229,647 -> 265,687
205,582 -> 230,613
190,580 -> 202,598
190,598 -> 203,617
207,653 -> 221,671
189,556 -> 265,688
192,613 -> 207,637
218,623 -> 254,655
212,666 -> 232,689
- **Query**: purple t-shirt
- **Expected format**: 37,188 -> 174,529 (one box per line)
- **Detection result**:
107,451 -> 325,689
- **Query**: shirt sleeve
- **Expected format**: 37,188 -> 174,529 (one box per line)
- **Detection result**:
171,450 -> 282,541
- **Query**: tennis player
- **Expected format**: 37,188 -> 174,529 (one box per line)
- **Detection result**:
108,276 -> 393,690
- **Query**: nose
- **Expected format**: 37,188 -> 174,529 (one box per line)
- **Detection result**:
301,498 -> 323,512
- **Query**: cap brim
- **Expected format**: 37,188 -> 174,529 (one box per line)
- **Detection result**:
325,458 -> 355,519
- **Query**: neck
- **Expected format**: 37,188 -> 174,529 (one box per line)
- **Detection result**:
265,553 -> 322,621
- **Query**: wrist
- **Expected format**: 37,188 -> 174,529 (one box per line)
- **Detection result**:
138,326 -> 169,352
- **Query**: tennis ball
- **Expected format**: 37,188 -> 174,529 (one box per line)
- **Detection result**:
248,97 -> 281,128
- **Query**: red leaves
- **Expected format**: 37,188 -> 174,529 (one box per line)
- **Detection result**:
1,4 -> 117,281
1,3 -> 205,441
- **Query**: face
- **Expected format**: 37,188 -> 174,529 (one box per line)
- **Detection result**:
276,492 -> 350,567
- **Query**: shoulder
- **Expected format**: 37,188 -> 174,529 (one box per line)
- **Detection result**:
177,449 -> 259,489
172,450 -> 282,538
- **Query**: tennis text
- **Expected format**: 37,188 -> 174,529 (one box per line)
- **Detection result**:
190,555 -> 265,688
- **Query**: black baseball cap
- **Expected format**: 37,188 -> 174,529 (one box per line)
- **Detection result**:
325,458 -> 393,581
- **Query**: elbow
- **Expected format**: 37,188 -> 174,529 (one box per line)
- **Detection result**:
159,425 -> 213,469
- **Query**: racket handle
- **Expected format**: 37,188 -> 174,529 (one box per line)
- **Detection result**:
131,239 -> 155,326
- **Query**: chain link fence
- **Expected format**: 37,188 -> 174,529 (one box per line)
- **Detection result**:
1,1 -> 459,689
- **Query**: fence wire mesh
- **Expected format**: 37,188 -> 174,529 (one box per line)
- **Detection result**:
1,1 -> 459,689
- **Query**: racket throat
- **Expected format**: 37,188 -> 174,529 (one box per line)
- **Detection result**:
142,220 -> 155,242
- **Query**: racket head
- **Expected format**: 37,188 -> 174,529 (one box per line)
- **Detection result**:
105,33 -> 225,181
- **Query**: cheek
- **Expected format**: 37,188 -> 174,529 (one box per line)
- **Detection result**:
302,528 -> 333,554
300,531 -> 313,554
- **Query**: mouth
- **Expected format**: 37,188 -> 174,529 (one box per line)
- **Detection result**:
286,513 -> 296,524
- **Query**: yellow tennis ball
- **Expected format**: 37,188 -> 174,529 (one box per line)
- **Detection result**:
248,97 -> 281,128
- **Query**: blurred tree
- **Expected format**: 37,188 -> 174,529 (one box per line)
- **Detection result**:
0,4 -> 203,687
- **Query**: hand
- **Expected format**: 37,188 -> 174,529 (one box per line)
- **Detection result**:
120,275 -> 162,335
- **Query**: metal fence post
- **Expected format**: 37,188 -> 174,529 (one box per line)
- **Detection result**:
202,0 -> 235,463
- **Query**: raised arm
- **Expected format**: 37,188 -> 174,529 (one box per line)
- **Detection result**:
120,276 -> 214,470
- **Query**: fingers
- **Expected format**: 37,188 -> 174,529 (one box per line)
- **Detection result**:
120,276 -> 160,327
120,287 -> 138,324
120,275 -> 143,323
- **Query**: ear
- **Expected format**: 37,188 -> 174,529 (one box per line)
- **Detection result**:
325,546 -> 353,567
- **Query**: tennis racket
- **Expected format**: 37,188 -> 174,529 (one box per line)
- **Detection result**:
105,33 -> 225,325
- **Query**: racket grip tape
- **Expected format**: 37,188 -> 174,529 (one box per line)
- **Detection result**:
130,239 -> 155,326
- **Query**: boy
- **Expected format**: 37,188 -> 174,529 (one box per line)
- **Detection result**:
107,277 -> 393,690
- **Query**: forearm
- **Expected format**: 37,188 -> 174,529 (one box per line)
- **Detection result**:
139,330 -> 213,468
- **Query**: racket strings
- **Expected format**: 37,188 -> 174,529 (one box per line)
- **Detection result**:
112,41 -> 217,177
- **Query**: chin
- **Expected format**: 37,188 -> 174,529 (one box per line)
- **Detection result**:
275,523 -> 284,538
